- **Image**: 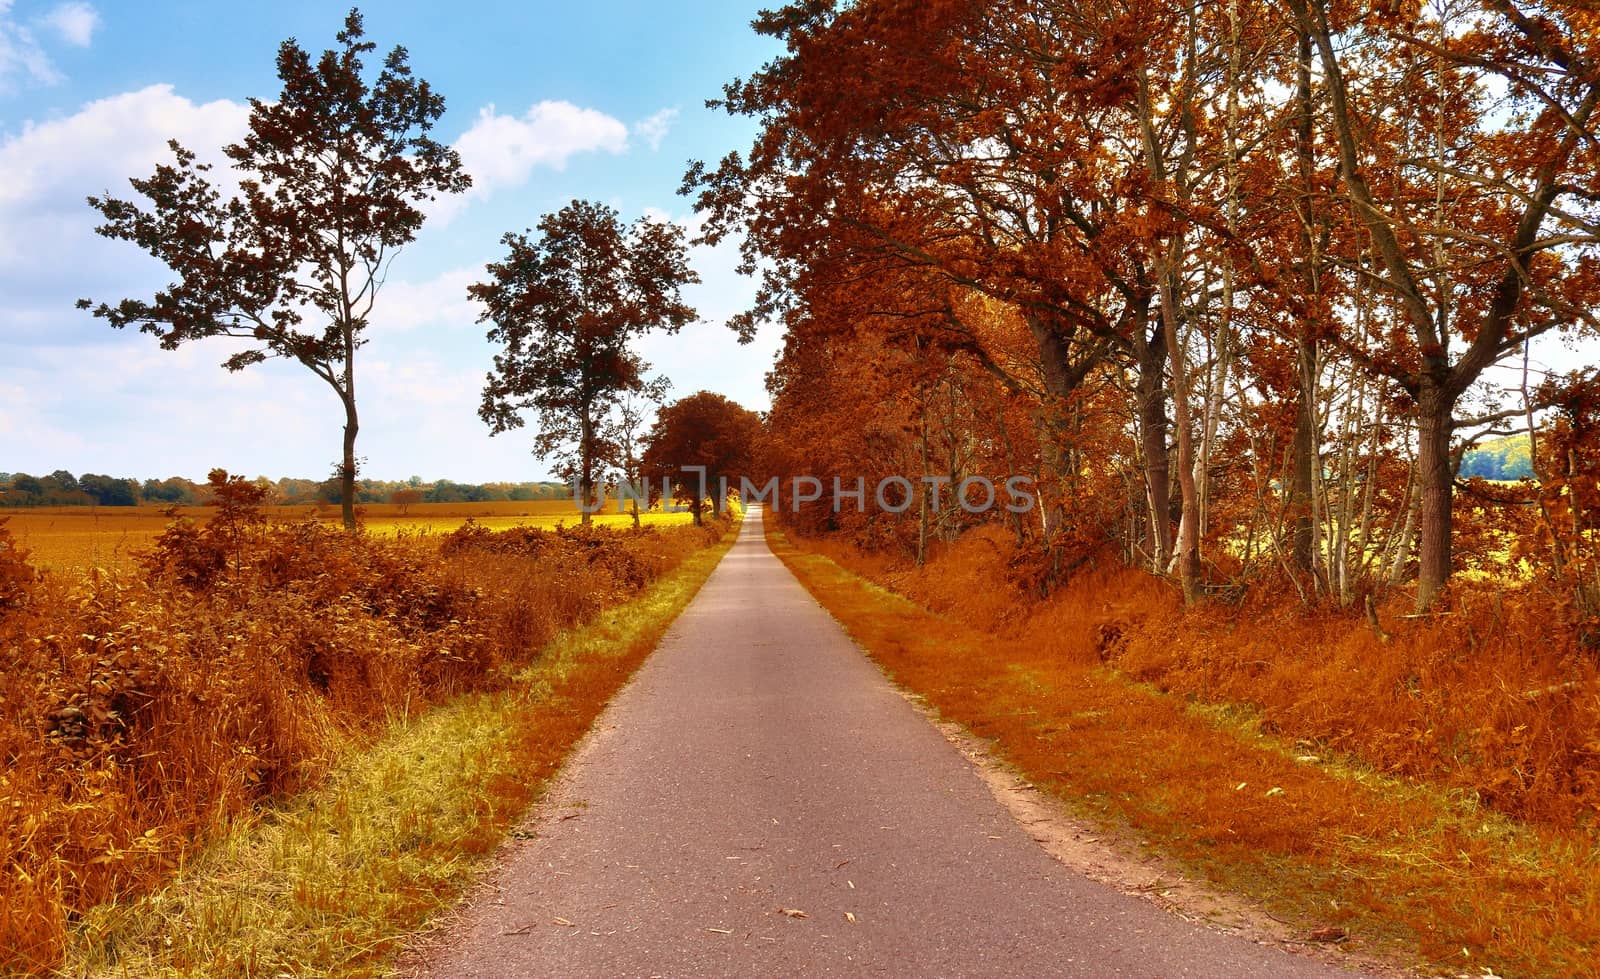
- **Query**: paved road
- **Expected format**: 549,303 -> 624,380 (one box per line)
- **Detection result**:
411,507 -> 1368,978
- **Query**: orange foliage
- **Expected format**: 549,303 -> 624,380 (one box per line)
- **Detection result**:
0,518 -> 37,614
803,518 -> 1600,827
771,521 -> 1600,975
0,489 -> 724,973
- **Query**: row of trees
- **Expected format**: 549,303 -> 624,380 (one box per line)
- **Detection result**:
690,0 -> 1600,612
78,9 -> 751,530
0,472 -> 140,507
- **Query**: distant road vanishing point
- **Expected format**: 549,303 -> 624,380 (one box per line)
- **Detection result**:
407,506 -> 1371,978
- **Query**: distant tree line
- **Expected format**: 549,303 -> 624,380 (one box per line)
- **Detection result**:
0,472 -> 569,508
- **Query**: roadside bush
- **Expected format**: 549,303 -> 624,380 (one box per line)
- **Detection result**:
0,517 -> 36,614
0,494 -> 728,974
784,516 -> 1600,828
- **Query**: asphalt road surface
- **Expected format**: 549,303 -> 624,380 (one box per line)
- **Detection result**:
410,506 -> 1369,978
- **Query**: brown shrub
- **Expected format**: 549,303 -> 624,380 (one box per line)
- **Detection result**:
0,517 -> 37,614
788,517 -> 1600,829
0,497 -> 727,974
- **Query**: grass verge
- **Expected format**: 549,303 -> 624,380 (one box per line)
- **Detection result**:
766,522 -> 1599,979
52,519 -> 740,978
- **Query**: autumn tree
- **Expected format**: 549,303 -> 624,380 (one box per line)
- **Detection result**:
688,0 -> 1600,622
688,0 -> 1208,586
78,9 -> 468,530
1284,0 -> 1600,609
641,392 -> 764,526
389,487 -> 423,515
472,200 -> 697,524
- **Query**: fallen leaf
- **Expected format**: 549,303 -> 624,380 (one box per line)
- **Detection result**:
553,917 -> 574,927
780,908 -> 808,919
844,911 -> 858,924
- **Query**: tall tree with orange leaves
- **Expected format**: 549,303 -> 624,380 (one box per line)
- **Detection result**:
1284,0 -> 1600,609
688,0 -> 1173,562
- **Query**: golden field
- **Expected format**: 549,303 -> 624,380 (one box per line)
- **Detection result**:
2,499 -> 697,571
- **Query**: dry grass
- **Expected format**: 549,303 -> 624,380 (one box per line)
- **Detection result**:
0,507 -> 729,975
4,500 -> 695,572
768,521 -> 1600,978
55,519 -> 740,978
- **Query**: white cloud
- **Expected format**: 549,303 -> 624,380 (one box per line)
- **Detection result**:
633,107 -> 679,151
376,266 -> 481,332
0,84 -> 248,298
454,100 -> 628,195
0,1 -> 59,91
42,2 -> 96,47
0,84 -> 244,209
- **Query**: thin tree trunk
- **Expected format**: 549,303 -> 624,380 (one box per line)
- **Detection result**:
340,393 -> 358,531
917,396 -> 930,567
1388,458 -> 1419,587
1290,344 -> 1317,578
1157,252 -> 1202,604
1288,25 -> 1320,581
1134,36 -> 1199,602
579,405 -> 595,525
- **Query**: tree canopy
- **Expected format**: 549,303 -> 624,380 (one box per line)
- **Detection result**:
641,391 -> 764,526
691,0 -> 1600,612
472,199 -> 697,523
78,8 -> 471,529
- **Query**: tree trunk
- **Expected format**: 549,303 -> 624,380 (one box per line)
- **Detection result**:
1029,317 -> 1076,542
1288,27 -> 1320,584
340,394 -> 359,531
1290,343 -> 1317,577
915,393 -> 931,567
1414,382 -> 1454,610
579,405 -> 595,525
1388,461 -> 1419,587
1156,254 -> 1202,605
1133,323 -> 1173,569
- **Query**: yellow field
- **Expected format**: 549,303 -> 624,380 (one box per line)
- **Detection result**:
2,499 -> 698,572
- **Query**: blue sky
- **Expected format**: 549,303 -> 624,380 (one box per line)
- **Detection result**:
0,1 -> 784,483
